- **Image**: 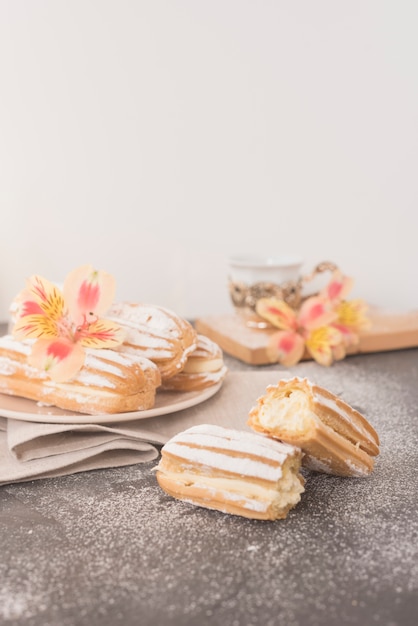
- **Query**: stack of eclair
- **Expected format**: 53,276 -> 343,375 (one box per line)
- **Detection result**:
0,301 -> 228,415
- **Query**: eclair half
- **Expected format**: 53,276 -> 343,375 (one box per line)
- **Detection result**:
156,424 -> 305,520
248,377 -> 380,477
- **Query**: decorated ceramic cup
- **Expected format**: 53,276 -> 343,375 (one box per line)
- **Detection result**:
228,256 -> 304,327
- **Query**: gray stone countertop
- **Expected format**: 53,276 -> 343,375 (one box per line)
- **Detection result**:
1,336 -> 417,626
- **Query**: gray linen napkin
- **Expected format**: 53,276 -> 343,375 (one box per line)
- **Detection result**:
0,371 -> 283,486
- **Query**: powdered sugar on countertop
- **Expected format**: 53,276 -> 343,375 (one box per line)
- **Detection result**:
1,350 -> 417,626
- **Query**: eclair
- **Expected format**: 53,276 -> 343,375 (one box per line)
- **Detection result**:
162,334 -> 228,391
248,377 -> 380,477
156,424 -> 305,520
0,334 -> 161,414
107,302 -> 198,381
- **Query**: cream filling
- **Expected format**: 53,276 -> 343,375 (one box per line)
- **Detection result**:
182,357 -> 224,374
159,468 -> 304,513
258,390 -> 314,434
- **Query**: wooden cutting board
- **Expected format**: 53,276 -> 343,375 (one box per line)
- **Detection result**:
195,309 -> 418,365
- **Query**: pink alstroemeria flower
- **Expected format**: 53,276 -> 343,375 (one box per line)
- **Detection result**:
320,270 -> 370,357
13,265 -> 125,382
255,268 -> 371,367
256,296 -> 341,367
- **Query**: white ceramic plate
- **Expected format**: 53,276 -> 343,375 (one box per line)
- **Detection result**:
0,382 -> 223,424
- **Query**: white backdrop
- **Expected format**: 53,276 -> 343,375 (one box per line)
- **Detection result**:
1,1 -> 417,322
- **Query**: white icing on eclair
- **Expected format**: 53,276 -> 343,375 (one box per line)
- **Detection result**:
163,425 -> 300,483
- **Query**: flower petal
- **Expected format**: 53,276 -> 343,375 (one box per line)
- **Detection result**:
29,338 -> 85,382
12,276 -> 66,340
321,270 -> 354,302
332,342 -> 347,361
12,288 -> 44,318
78,319 -> 126,349
12,275 -> 65,336
266,330 -> 306,366
297,296 -> 337,330
305,326 -> 343,366
63,265 -> 116,326
336,299 -> 371,332
256,298 -> 298,331
13,314 -> 60,340
25,275 -> 65,317
332,323 -> 359,348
